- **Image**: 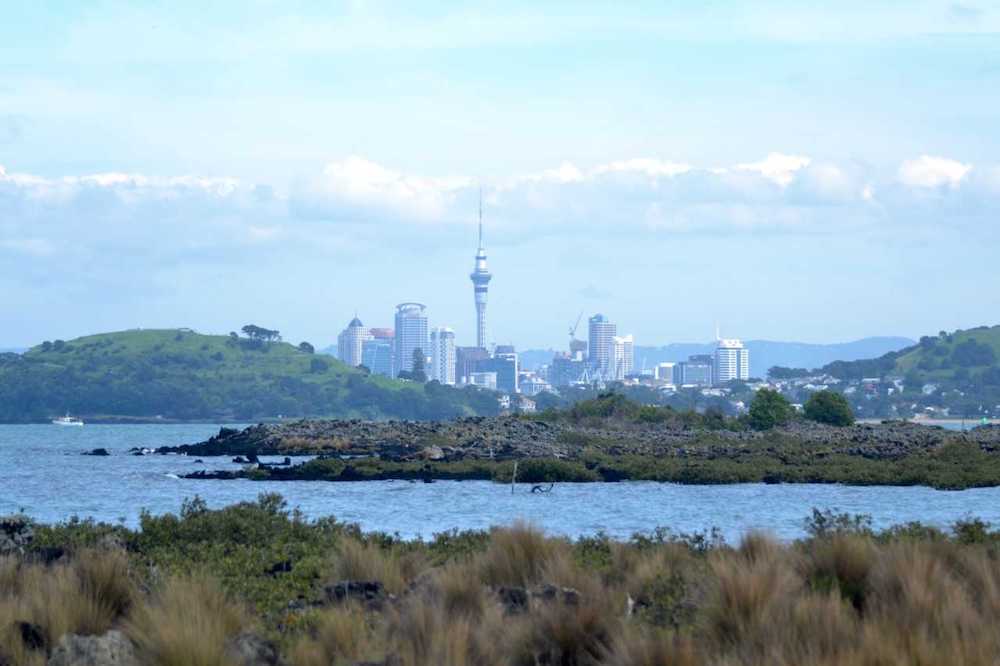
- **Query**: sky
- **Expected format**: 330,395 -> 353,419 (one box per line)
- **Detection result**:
2,1 -> 1000,350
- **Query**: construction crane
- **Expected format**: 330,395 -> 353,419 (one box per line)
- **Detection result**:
568,311 -> 586,355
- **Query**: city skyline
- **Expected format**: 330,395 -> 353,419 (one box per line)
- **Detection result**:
3,2 -> 1000,348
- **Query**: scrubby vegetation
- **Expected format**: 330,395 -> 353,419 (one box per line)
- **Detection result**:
7,496 -> 1000,664
0,329 -> 499,422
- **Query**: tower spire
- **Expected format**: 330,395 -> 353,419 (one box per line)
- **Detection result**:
478,186 -> 483,249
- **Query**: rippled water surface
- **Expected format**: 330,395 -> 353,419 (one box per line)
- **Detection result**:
3,424 -> 999,541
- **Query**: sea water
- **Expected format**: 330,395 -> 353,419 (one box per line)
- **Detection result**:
2,423 -> 998,542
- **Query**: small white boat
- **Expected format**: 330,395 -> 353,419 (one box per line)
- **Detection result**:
52,414 -> 84,426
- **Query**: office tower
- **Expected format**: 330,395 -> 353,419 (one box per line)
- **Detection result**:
609,334 -> 635,380
430,327 -> 457,385
469,193 -> 492,349
468,371 -> 498,391
549,354 -> 588,387
714,338 -> 751,385
677,354 -> 714,386
655,362 -> 676,383
361,327 -> 394,377
474,353 -> 518,394
494,345 -> 519,393
336,316 -> 368,367
456,346 -> 491,384
588,314 -> 616,377
393,303 -> 428,376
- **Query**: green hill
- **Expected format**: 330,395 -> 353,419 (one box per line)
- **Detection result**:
0,329 -> 499,423
821,325 -> 1000,383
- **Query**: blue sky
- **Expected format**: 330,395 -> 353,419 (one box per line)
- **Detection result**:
2,1 -> 1000,349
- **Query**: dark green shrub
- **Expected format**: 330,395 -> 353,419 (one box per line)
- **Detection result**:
804,390 -> 855,426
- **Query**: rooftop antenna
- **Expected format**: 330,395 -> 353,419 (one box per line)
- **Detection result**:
478,186 -> 484,249
715,323 -> 721,342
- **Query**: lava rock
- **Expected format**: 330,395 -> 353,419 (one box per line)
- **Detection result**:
47,630 -> 138,666
0,515 -> 33,555
223,631 -> 284,666
82,448 -> 111,456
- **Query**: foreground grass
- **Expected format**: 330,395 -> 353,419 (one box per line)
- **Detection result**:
7,495 -> 1000,664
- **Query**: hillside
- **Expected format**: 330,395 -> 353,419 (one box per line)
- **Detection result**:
821,326 -> 1000,382
0,329 -> 499,423
519,337 -> 914,377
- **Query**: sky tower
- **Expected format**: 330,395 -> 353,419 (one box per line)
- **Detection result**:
469,191 -> 492,349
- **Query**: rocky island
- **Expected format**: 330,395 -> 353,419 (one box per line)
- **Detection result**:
160,395 -> 1000,490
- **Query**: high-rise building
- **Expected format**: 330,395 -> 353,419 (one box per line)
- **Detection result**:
468,371 -> 498,391
609,335 -> 634,380
469,194 -> 492,349
714,338 -> 750,385
548,354 -> 588,387
361,328 -> 394,377
655,362 -> 676,383
474,354 -> 518,394
495,345 -> 519,393
588,314 -> 616,377
430,327 -> 457,385
677,354 -> 714,386
336,316 -> 368,367
455,346 -> 491,384
393,303 -> 428,376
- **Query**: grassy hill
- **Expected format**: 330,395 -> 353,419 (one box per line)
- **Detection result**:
0,329 -> 499,423
820,325 -> 1000,382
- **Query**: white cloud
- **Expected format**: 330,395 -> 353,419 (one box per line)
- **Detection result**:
592,159 -> 691,179
735,153 -> 811,187
898,155 -> 971,188
311,156 -> 470,220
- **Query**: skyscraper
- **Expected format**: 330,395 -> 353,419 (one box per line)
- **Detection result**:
362,328 -> 394,377
609,334 -> 635,380
430,327 -> 457,385
393,303 -> 428,376
588,314 -> 616,377
469,193 -> 492,349
336,316 -> 368,367
714,338 -> 750,385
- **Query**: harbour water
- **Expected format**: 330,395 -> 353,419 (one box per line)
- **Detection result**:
3,423 -> 999,541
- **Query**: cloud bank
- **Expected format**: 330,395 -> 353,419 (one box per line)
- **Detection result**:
3,154 -> 998,266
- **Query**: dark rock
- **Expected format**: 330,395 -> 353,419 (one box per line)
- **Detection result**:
47,630 -> 138,666
324,580 -> 386,607
0,514 -> 33,555
531,584 -> 581,606
223,631 -> 283,666
31,546 -> 66,565
193,459 -> 204,464
82,448 -> 110,456
17,621 -> 45,651
497,586 -> 529,614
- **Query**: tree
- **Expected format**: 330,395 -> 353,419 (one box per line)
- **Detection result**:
748,388 -> 793,430
951,339 -> 996,368
804,390 -> 855,426
240,325 -> 282,345
768,366 -> 810,380
411,348 -> 427,383
298,342 -> 315,354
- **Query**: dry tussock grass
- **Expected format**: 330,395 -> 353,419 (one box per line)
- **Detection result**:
0,548 -> 134,664
9,520 -> 1000,665
125,574 -> 248,666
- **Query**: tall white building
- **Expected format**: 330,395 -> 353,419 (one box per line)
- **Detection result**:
337,317 -> 369,367
609,334 -> 634,380
588,314 -> 616,377
394,303 -> 428,376
430,327 -> 457,385
714,338 -> 750,385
